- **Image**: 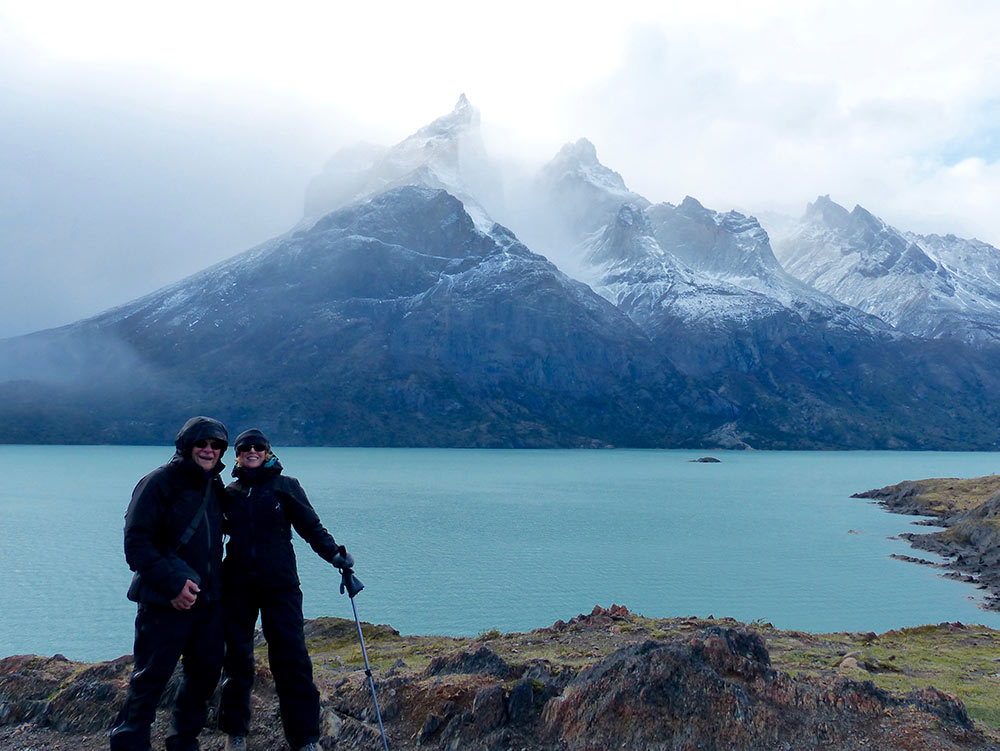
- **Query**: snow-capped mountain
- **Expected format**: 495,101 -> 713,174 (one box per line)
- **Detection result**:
641,197 -> 889,330
513,138 -> 1000,449
584,202 -> 788,341
532,138 -> 648,236
773,196 -> 1000,346
5,97 -> 1000,449
0,186 -> 705,446
303,94 -> 502,231
524,142 -> 891,365
505,138 -> 648,280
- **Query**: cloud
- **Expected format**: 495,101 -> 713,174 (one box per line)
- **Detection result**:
0,27 -> 362,337
565,4 -> 1000,242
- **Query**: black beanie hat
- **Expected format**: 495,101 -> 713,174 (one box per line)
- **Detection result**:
234,428 -> 270,452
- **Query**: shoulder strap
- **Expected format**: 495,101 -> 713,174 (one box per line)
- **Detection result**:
174,478 -> 214,550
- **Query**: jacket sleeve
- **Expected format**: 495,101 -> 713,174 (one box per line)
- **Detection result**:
124,471 -> 201,600
281,477 -> 340,563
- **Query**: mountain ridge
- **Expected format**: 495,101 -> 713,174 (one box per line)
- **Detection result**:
0,185 -> 716,447
5,97 -> 1000,449
772,195 -> 1000,345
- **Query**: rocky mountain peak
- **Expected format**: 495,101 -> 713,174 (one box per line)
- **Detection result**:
678,195 -> 706,213
801,197 -> 898,245
556,137 -> 600,165
376,95 -> 484,179
769,197 -> 1000,344
309,185 -> 489,260
803,195 -> 853,230
304,95 -> 500,230
528,139 -> 649,243
539,138 -> 635,198
646,200 -> 782,280
796,197 -> 934,277
410,93 -> 480,141
848,204 -> 888,237
585,203 -> 661,269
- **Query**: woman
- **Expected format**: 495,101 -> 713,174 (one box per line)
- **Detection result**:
219,429 -> 353,751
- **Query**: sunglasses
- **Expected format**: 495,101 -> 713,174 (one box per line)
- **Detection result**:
236,444 -> 268,453
193,440 -> 225,451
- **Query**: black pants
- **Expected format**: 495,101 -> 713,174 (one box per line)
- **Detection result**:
219,585 -> 320,748
109,601 -> 224,751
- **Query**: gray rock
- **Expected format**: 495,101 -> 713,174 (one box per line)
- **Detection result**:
417,713 -> 444,745
425,646 -> 516,679
471,684 -> 507,732
506,677 -> 535,725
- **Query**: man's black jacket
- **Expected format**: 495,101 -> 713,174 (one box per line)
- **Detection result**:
123,417 -> 228,604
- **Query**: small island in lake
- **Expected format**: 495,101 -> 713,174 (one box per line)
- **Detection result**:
3,605 -> 1000,750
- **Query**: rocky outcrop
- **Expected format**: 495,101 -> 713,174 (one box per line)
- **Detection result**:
854,476 -> 1000,610
2,607 -> 997,751
542,629 -> 977,751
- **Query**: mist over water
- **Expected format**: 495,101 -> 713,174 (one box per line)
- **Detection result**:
3,446 -> 1000,663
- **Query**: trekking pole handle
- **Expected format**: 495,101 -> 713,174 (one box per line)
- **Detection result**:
339,567 -> 365,598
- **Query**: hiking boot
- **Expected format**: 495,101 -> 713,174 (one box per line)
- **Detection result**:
224,736 -> 246,751
163,735 -> 199,751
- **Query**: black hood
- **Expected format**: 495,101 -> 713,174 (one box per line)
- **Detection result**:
174,415 -> 229,456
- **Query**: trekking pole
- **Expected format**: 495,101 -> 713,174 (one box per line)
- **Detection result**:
339,566 -> 390,751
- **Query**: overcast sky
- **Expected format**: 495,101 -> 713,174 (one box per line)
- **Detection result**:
2,0 -> 999,338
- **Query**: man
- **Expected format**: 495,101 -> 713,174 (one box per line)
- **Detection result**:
110,416 -> 229,751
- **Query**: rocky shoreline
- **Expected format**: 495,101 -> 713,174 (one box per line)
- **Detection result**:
853,475 -> 1000,611
3,606 -> 1000,750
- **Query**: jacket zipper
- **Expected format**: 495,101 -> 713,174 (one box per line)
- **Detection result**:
204,479 -> 213,598
248,486 -> 255,569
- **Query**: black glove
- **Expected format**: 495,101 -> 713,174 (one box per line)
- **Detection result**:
331,545 -> 354,570
340,568 -> 364,598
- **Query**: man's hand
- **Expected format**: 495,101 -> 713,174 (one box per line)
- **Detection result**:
171,579 -> 200,610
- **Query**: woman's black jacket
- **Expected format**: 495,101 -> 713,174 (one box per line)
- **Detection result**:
223,460 -> 339,591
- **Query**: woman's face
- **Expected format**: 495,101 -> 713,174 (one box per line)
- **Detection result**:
237,443 -> 267,469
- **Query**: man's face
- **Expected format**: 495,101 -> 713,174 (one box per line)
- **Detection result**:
191,439 -> 224,471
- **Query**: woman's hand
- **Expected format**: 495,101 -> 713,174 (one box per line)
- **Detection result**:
331,546 -> 354,570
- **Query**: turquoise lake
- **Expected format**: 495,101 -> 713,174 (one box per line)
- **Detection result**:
3,446 -> 1000,662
